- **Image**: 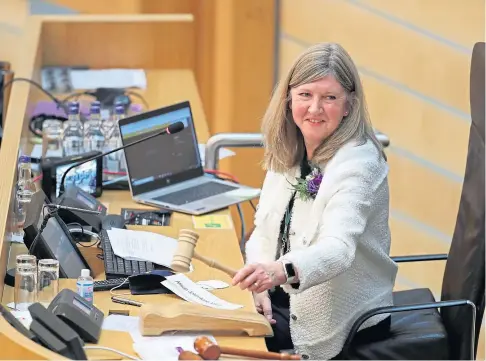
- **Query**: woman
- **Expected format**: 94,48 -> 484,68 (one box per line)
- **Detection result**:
231,43 -> 398,360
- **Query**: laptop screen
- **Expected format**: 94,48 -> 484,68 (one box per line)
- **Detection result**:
119,101 -> 204,196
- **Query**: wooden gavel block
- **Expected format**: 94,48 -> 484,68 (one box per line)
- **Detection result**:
194,336 -> 302,360
171,229 -> 238,277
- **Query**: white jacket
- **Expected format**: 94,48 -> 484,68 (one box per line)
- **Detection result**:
245,139 -> 398,360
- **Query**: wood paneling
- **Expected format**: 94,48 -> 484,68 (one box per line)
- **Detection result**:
40,14 -> 195,69
357,0 -> 485,48
280,0 -> 471,115
0,0 -> 28,65
48,0 -> 141,13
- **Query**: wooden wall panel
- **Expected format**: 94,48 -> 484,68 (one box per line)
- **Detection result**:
48,0 -> 141,13
40,17 -> 195,69
281,0 -> 471,114
0,0 -> 28,65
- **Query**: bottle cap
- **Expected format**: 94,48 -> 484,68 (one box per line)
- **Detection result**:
19,155 -> 31,163
81,269 -> 90,277
115,104 -> 125,115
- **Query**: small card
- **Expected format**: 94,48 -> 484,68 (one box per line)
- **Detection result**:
196,280 -> 230,291
192,215 -> 233,229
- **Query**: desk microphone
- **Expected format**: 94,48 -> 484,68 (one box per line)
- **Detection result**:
58,121 -> 185,196
44,203 -> 101,215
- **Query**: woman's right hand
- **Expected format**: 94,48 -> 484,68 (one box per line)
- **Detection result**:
253,291 -> 276,324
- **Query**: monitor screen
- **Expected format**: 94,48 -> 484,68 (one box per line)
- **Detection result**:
119,102 -> 203,196
41,216 -> 87,279
56,159 -> 97,198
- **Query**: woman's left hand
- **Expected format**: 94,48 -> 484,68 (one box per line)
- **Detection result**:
231,261 -> 287,293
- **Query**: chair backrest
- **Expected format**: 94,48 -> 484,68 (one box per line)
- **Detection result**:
440,42 -> 485,360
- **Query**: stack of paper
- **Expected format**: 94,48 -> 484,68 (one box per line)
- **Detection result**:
106,228 -> 178,268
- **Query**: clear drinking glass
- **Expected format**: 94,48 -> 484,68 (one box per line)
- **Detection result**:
42,119 -> 63,158
37,259 -> 59,306
14,254 -> 37,311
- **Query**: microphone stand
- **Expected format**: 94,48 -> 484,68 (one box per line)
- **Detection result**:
58,121 -> 184,196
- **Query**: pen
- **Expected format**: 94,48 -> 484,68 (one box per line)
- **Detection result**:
111,296 -> 143,307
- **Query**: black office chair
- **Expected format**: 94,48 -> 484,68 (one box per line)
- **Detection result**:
342,42 -> 485,360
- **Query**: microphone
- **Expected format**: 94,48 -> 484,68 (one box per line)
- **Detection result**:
44,203 -> 101,215
59,121 -> 185,196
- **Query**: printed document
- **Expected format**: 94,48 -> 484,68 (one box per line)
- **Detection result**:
162,274 -> 242,310
106,228 -> 178,268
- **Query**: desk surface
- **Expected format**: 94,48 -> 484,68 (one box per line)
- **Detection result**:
0,69 -> 267,360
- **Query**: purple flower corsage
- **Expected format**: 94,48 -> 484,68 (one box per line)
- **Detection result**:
292,167 -> 323,201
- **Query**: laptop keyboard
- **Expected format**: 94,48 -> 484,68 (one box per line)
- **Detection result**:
154,182 -> 238,206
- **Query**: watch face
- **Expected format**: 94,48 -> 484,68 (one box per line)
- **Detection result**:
285,262 -> 296,278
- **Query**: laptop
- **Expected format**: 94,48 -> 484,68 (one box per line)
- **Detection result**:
118,101 -> 261,215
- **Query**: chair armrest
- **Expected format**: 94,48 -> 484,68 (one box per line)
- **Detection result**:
341,299 -> 476,360
391,253 -> 448,263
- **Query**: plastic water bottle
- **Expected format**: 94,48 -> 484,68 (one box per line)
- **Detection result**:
63,102 -> 84,156
84,101 -> 105,152
102,103 -> 124,173
15,155 -> 36,230
76,269 -> 94,305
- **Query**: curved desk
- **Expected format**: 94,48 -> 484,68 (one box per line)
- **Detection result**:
0,15 -> 266,360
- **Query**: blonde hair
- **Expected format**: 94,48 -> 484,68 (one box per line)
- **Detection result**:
261,42 -> 385,173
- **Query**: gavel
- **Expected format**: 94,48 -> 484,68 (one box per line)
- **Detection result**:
171,229 -> 238,277
193,336 -> 301,360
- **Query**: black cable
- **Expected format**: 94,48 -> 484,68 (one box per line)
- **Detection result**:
67,222 -> 84,237
125,90 -> 149,110
2,77 -> 68,114
249,200 -> 257,212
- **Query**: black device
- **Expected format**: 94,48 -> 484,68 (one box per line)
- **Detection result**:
47,289 -> 104,343
41,151 -> 103,202
93,278 -> 131,292
121,207 -> 171,226
56,186 -> 107,232
28,302 -> 87,360
23,190 -> 92,279
58,121 -> 185,196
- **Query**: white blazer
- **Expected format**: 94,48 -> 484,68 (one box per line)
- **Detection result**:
245,139 -> 398,360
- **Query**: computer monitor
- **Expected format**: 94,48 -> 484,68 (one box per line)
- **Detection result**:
23,191 -> 91,279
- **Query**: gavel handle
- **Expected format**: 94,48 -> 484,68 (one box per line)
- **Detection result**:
219,346 -> 301,360
193,252 -> 237,278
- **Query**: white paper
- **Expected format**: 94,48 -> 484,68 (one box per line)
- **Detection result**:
106,228 -> 178,267
198,144 -> 235,167
102,315 -> 140,333
70,69 -> 147,90
133,333 -> 216,361
162,274 -> 242,310
10,310 -> 33,329
196,280 -> 229,290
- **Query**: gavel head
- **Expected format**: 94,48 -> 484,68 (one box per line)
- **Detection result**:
194,336 -> 221,360
170,229 -> 200,273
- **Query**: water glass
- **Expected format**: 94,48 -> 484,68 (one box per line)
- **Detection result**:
37,259 -> 59,306
14,255 -> 37,311
42,119 -> 63,158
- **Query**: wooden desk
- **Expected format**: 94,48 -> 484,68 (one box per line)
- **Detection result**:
0,15 -> 266,359
2,190 -> 267,360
